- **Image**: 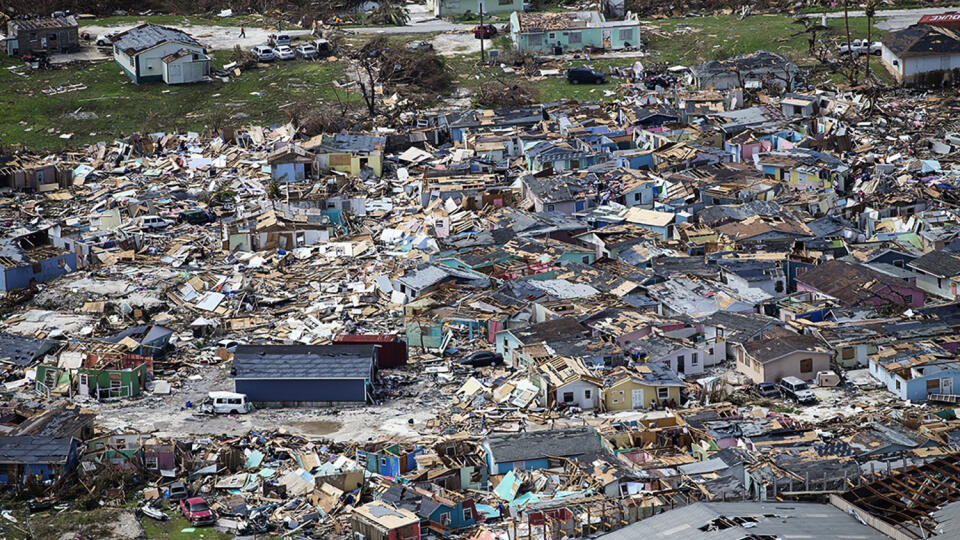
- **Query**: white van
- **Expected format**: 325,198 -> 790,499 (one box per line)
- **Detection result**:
199,392 -> 252,414
140,215 -> 173,229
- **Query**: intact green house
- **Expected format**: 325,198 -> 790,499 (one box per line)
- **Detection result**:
427,0 -> 522,18
510,11 -> 641,54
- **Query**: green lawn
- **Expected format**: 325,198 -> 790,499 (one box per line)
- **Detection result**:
0,51 -> 357,150
641,13 -> 883,66
140,515 -> 234,540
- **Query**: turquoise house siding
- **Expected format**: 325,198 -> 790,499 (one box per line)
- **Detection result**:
510,11 -> 641,53
430,0 -> 522,17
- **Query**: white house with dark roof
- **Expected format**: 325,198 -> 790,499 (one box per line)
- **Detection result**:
880,24 -> 960,85
109,24 -> 209,84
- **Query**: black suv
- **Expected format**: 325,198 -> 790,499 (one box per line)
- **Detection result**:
567,66 -> 605,85
178,209 -> 215,225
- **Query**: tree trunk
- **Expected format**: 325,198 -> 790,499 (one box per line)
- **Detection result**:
843,0 -> 857,85
865,6 -> 874,82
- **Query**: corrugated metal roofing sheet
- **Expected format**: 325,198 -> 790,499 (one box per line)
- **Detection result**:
110,24 -> 200,55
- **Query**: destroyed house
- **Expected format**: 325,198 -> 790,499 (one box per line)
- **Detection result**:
267,145 -> 314,182
440,108 -> 543,145
309,133 -> 385,177
0,436 -> 78,486
690,50 -> 798,90
358,443 -> 422,477
393,264 -> 490,302
109,24 -> 210,85
352,501 -> 421,540
333,334 -> 408,368
36,340 -> 151,399
509,11 -> 641,54
868,345 -> 960,402
482,427 -> 601,475
4,16 -> 79,56
0,332 -> 60,368
535,356 -> 602,410
0,159 -> 72,192
232,345 -> 376,405
524,141 -> 606,173
495,316 -> 591,368
0,229 -> 76,292
380,484 -> 478,532
221,209 -> 338,252
797,260 -> 926,309
520,174 -> 593,214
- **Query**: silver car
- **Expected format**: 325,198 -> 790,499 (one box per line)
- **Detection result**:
251,45 -> 275,62
295,43 -> 318,59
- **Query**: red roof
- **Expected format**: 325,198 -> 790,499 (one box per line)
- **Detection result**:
334,334 -> 397,343
918,13 -> 960,25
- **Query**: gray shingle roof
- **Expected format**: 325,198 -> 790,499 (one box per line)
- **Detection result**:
0,436 -> 73,465
110,24 -> 201,55
910,249 -> 960,278
598,501 -> 888,539
485,427 -> 600,463
0,332 -> 60,367
233,345 -> 373,380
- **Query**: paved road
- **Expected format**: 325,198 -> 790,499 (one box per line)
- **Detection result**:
351,4 -> 474,34
823,6 -> 960,31
82,23 -> 312,50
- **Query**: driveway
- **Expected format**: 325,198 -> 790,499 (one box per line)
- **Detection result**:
81,23 -> 312,51
823,6 -> 960,31
351,4 -> 473,34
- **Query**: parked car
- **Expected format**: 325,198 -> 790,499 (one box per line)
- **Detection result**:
180,497 -> 216,526
140,215 -> 173,229
198,392 -> 252,414
837,39 -> 882,56
460,351 -> 504,367
778,376 -> 817,404
406,41 -> 434,52
755,382 -> 781,399
567,66 -> 606,85
95,32 -> 118,46
644,74 -> 677,89
268,33 -> 291,47
473,24 -> 498,39
167,481 -> 188,502
295,43 -> 318,59
275,45 -> 295,60
178,209 -> 215,225
251,46 -> 276,62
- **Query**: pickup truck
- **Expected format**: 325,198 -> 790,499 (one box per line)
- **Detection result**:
837,40 -> 882,56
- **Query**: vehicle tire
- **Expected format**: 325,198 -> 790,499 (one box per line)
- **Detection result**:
571,79 -> 579,85
596,77 -> 603,84
231,409 -> 239,414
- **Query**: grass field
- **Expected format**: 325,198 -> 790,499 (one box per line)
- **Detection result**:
1,12 -> 894,150
0,52 -> 357,150
641,13 -> 881,66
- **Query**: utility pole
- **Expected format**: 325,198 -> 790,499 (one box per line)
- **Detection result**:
479,0 -> 486,64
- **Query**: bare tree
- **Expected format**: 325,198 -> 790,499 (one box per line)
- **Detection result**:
792,16 -> 830,55
842,0 -> 858,85
865,0 -> 877,82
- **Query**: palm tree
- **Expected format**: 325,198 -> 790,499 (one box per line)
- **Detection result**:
369,0 -> 410,26
865,0 -> 877,81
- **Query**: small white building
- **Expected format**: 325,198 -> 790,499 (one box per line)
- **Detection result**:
110,24 -> 209,85
880,24 -> 960,85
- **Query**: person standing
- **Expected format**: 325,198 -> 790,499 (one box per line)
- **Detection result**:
239,25 -> 246,38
